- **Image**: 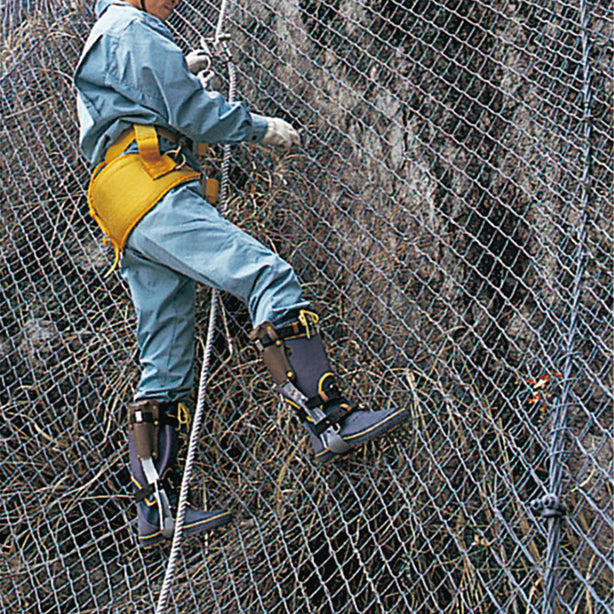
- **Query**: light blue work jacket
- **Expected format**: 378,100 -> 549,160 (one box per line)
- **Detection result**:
74,0 -> 267,165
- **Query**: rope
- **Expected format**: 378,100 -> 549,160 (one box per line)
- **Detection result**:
215,0 -> 230,44
534,2 -> 592,612
155,5 -> 235,612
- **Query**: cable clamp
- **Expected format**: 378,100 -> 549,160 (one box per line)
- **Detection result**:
200,34 -> 232,64
530,493 -> 567,518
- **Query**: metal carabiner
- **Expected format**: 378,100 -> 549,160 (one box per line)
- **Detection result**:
167,146 -> 187,170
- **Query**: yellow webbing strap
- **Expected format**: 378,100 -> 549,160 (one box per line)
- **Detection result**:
87,124 -> 202,275
205,177 -> 219,204
134,124 -> 177,179
104,127 -> 209,165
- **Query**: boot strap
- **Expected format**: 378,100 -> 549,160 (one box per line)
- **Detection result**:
134,475 -> 174,503
250,310 -> 320,350
306,374 -> 355,431
291,395 -> 355,434
135,484 -> 154,503
127,402 -> 180,429
314,404 -> 354,435
302,379 -> 356,434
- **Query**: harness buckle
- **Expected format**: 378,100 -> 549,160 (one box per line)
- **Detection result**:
298,310 -> 320,339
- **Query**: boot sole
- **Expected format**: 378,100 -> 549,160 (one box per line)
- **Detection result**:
139,509 -> 234,548
315,407 -> 409,465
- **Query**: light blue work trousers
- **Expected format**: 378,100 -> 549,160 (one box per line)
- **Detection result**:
120,180 -> 308,402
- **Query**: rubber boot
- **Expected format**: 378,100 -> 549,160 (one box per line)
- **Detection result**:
128,400 -> 232,548
250,311 -> 409,464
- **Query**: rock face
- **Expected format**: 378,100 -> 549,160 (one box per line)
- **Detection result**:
225,0 -> 612,600
230,0 -> 611,368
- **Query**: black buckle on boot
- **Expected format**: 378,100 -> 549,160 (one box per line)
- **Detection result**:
135,483 -> 155,503
252,310 -> 321,350
158,401 -> 180,429
134,473 -> 176,504
310,401 -> 355,435
305,375 -> 355,435
297,310 -> 320,339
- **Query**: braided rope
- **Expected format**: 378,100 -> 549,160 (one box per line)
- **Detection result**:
155,2 -> 234,611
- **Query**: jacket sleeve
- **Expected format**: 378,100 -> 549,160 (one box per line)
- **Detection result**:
106,19 -> 267,144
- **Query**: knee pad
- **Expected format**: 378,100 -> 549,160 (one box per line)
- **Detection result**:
127,399 -> 161,461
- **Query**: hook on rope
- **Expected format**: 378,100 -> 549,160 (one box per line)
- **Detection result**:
201,34 -> 232,58
194,35 -> 233,88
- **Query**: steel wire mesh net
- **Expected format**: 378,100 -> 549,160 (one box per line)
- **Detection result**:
0,0 -> 612,612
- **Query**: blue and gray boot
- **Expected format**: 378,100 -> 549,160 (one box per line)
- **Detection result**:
250,310 -> 409,464
128,399 -> 232,548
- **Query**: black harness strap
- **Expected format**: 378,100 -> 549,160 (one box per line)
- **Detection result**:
135,484 -> 154,503
128,404 -> 179,429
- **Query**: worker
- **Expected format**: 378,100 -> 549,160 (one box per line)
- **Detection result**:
75,0 -> 409,548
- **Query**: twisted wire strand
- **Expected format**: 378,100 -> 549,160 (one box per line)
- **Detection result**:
541,1 -> 592,612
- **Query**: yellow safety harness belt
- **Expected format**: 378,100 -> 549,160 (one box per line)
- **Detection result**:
87,124 -> 215,274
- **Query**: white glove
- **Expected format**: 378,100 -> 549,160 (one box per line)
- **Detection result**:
261,117 -> 301,150
185,49 -> 210,75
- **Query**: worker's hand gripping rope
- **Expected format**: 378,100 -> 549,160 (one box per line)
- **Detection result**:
185,48 -> 211,77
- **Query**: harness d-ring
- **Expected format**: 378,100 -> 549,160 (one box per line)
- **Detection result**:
168,146 -> 187,170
